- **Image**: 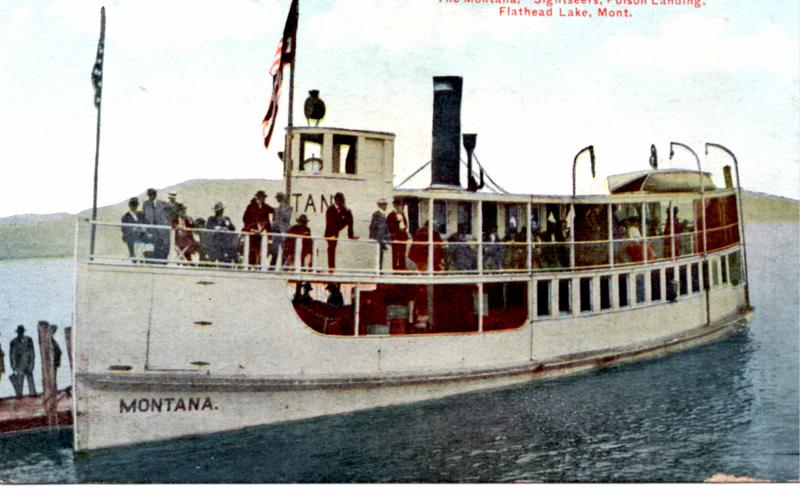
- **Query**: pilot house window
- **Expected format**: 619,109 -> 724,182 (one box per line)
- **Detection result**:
333,135 -> 357,175
299,134 -> 323,173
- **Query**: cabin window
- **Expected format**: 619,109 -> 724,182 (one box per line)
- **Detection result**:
729,251 -> 742,286
433,201 -> 448,235
711,260 -> 720,287
635,273 -> 646,304
691,263 -> 700,293
705,195 -> 739,252
483,282 -> 528,331
665,268 -> 677,302
558,279 -> 572,315
406,199 -> 420,235
457,202 -> 473,236
531,205 -> 545,235
720,255 -> 728,284
600,275 -> 612,311
540,204 -> 571,271
671,200 -> 695,258
651,269 -> 662,301
618,273 -> 630,308
505,205 -> 522,234
299,133 -> 324,173
575,204 -> 609,268
537,280 -> 551,317
679,265 -> 688,296
612,203 -> 643,266
645,201 -> 668,262
482,202 -> 498,236
579,277 -> 592,313
290,281 -> 356,336
332,135 -> 357,175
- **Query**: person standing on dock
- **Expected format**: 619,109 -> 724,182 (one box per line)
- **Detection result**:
324,192 -> 358,271
9,325 -> 36,398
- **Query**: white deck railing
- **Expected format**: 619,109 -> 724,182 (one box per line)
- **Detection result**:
78,219 -> 742,278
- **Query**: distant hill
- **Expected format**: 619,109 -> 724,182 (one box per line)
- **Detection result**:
0,181 -> 796,260
0,212 -> 73,225
741,191 -> 799,223
0,179 -> 283,260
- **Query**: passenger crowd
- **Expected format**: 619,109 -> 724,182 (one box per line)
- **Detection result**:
119,189 -> 667,272
0,321 -> 61,399
120,188 -> 315,269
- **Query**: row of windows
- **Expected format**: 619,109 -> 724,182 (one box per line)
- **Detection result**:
534,251 -> 743,318
291,250 -> 743,337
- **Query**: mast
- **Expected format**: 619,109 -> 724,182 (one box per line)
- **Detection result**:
284,0 -> 298,199
90,6 -> 106,256
284,39 -> 295,199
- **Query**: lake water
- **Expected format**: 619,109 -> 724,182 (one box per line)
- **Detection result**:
0,223 -> 797,482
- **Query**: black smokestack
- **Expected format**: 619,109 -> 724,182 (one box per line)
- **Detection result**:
431,76 -> 463,188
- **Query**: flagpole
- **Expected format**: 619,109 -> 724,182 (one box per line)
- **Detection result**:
90,82 -> 102,256
283,2 -> 297,200
90,7 -> 106,257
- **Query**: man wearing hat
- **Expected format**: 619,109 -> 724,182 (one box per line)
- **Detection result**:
165,191 -> 182,223
369,198 -> 389,270
9,324 -> 36,398
121,197 -> 145,260
142,188 -> 171,261
324,192 -> 358,270
270,192 -> 293,268
386,197 -> 409,271
207,202 -> 237,263
285,214 -> 312,269
242,191 -> 274,266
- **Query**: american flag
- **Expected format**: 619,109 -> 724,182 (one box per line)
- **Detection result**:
262,0 -> 298,150
91,7 -> 106,109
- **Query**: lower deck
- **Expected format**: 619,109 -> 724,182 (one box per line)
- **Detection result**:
289,247 -> 745,338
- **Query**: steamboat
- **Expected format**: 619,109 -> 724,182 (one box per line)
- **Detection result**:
72,73 -> 751,452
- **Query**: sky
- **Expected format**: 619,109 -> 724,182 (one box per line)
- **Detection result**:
0,0 -> 798,217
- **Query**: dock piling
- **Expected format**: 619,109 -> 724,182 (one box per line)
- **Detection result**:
36,321 -> 58,427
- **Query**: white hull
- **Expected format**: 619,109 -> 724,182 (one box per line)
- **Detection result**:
74,259 -> 748,451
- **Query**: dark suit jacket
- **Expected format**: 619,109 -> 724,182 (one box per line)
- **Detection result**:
121,210 -> 145,243
143,199 -> 170,226
243,199 -> 274,233
387,210 -> 409,241
324,205 -> 355,238
10,335 -> 35,373
369,210 -> 388,243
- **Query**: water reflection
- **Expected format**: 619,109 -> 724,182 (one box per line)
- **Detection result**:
65,329 -> 758,483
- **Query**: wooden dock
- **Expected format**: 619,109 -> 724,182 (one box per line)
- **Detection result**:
0,324 -> 74,434
0,389 -> 73,434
